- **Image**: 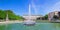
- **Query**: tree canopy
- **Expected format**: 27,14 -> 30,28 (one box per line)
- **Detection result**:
44,14 -> 48,20
0,10 -> 24,20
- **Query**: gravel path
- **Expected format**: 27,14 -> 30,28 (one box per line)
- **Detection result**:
0,21 -> 23,24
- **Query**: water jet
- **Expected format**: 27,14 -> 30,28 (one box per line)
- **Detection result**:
23,4 -> 36,25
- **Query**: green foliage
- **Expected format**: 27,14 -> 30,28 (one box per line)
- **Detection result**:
44,14 -> 48,20
0,10 -> 24,20
0,10 -> 6,19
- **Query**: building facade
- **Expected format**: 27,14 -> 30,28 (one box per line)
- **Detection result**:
22,15 -> 43,20
48,11 -> 60,21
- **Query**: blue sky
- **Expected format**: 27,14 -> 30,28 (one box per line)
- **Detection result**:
0,0 -> 60,16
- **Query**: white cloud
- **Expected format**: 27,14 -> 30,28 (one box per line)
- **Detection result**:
48,1 -> 60,12
31,0 -> 41,15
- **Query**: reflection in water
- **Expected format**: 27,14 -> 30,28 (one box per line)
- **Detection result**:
54,23 -> 60,30
6,23 -> 60,30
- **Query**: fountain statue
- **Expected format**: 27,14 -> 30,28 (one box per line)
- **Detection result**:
23,4 -> 36,25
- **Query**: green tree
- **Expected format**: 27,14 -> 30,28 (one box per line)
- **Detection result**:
44,14 -> 48,20
4,10 -> 16,20
0,10 -> 24,21
0,10 -> 6,20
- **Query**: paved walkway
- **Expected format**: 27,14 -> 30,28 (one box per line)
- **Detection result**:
0,20 -> 23,24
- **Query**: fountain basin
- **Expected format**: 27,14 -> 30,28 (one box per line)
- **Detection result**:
23,20 -> 36,26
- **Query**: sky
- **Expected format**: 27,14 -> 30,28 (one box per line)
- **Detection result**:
0,0 -> 60,16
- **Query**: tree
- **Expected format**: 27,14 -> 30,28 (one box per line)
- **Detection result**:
0,10 -> 6,19
44,14 -> 48,20
4,10 -> 16,20
0,10 -> 24,21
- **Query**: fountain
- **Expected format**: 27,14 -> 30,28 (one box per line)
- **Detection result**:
23,4 -> 36,25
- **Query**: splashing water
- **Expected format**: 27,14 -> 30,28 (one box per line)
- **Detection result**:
23,4 -> 36,25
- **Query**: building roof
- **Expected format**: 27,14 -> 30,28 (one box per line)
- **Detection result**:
48,11 -> 60,14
